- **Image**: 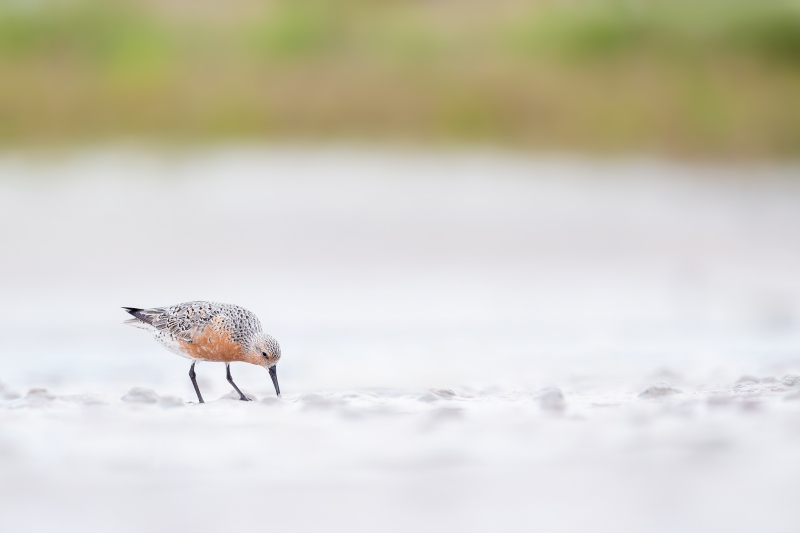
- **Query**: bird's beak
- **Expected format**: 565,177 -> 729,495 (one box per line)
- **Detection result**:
269,365 -> 281,397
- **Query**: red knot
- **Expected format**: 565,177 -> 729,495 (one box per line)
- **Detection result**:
123,301 -> 281,403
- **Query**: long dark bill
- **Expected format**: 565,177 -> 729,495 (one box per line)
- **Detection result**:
269,365 -> 281,397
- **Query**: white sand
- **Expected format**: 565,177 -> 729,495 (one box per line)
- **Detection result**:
2,381 -> 800,532
0,149 -> 799,532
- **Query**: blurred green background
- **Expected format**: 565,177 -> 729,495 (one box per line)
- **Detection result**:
1,0 -> 799,156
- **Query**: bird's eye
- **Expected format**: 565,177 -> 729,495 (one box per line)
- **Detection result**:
262,351 -> 268,358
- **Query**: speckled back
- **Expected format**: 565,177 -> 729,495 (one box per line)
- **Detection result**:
140,301 -> 263,343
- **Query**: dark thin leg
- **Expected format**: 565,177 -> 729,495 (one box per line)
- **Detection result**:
189,361 -> 204,404
226,363 -> 251,401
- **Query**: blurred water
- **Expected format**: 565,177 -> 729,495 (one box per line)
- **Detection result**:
0,148 -> 799,397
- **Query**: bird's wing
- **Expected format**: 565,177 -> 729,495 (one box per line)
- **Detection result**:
123,303 -> 231,344
123,306 -> 190,338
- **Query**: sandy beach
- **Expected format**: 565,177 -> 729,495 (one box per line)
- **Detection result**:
1,149 -> 799,532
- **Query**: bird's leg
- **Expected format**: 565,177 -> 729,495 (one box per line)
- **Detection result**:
226,363 -> 251,401
189,361 -> 204,404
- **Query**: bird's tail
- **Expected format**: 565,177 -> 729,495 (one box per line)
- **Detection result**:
123,317 -> 149,329
122,306 -> 155,328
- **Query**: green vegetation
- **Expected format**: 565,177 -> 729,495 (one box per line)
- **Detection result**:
0,0 -> 799,156
507,2 -> 800,63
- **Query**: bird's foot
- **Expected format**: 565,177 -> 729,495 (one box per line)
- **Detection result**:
239,396 -> 252,402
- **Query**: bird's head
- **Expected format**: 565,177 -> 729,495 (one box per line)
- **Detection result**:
252,332 -> 282,397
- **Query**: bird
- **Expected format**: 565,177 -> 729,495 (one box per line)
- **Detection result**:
122,301 -> 281,403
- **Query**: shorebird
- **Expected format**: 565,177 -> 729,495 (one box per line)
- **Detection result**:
123,301 -> 281,403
